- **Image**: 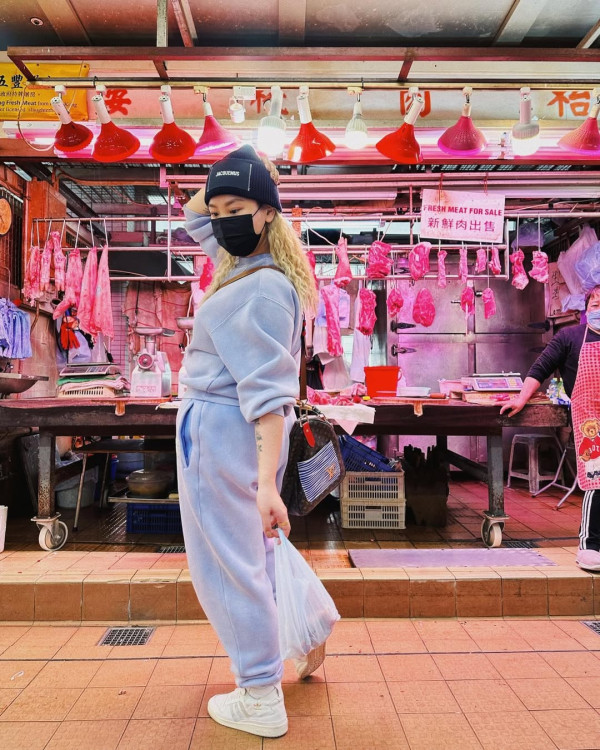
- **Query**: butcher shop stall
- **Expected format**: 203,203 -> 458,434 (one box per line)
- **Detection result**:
0,32 -> 597,553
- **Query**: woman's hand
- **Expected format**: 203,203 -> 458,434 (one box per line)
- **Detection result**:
256,485 -> 291,539
499,397 -> 528,418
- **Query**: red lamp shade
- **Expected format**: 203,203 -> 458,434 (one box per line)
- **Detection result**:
91,93 -> 140,163
558,102 -> 600,153
376,95 -> 424,163
50,95 -> 93,152
438,88 -> 487,156
150,93 -> 196,163
288,87 -> 336,163
196,101 -> 239,154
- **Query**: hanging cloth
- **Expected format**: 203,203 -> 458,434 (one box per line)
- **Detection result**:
571,328 -> 600,490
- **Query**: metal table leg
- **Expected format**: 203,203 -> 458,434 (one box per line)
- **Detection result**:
482,434 -> 509,547
73,453 -> 88,532
31,430 -> 68,551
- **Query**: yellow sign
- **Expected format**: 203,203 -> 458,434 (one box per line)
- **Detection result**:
0,63 -> 89,121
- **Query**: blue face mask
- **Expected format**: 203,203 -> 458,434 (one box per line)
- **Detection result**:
587,309 -> 600,328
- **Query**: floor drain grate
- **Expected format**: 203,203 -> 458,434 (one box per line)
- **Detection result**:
503,541 -> 538,548
581,621 -> 600,636
99,627 -> 155,646
158,545 -> 186,553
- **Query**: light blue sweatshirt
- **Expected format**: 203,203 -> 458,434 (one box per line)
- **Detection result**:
181,207 -> 302,422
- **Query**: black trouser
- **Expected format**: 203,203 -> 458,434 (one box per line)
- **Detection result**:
581,489 -> 600,551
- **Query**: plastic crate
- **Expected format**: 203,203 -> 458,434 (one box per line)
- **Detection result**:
339,435 -> 394,472
340,471 -> 405,529
126,503 -> 182,534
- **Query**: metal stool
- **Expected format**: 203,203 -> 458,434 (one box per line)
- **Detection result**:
531,429 -> 578,508
506,433 -> 564,495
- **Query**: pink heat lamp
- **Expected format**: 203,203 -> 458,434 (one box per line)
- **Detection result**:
376,94 -> 425,163
438,87 -> 487,156
50,94 -> 93,152
92,91 -> 140,163
558,91 -> 600,153
150,87 -> 196,163
196,96 -> 239,154
288,86 -> 336,163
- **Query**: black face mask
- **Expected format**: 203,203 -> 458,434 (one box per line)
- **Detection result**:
211,208 -> 264,257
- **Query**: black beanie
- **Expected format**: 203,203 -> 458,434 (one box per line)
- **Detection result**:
205,145 -> 282,212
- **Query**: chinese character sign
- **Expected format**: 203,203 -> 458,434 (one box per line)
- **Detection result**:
420,189 -> 505,243
0,63 -> 89,120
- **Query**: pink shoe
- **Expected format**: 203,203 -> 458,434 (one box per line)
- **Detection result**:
576,548 -> 600,572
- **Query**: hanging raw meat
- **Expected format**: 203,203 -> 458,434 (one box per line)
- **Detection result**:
482,287 -> 497,319
40,236 -> 53,291
333,237 -> 352,287
53,247 -> 84,319
306,249 -> 319,289
529,250 -> 549,283
366,240 -> 393,279
458,246 -> 469,283
90,244 -> 114,339
412,288 -> 435,327
460,285 -> 475,316
78,246 -> 98,335
488,246 -> 502,275
387,287 -> 404,318
51,231 -> 66,292
321,284 -> 343,356
357,288 -> 377,335
475,247 -> 487,273
510,249 -> 529,290
437,249 -> 448,288
408,242 -> 431,280
22,245 -> 43,303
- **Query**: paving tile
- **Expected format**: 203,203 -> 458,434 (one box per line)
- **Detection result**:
320,576 -> 364,618
54,626 -> 113,660
466,710 -> 557,750
0,660 -> 46,689
388,679 -> 461,714
66,686 -> 144,720
0,721 -> 59,750
0,686 -> 83,722
455,577 -> 503,617
32,660 -> 101,688
323,654 -> 384,682
190,716 -> 264,747
176,580 -> 206,620
400,712 -> 483,750
414,619 -> 479,653
365,620 -> 426,654
327,681 -> 394,714
378,653 -> 443,681
90,659 -> 158,687
34,581 -> 83,621
82,581 -> 130,621
116,718 -> 196,750
502,577 -> 549,616
129,581 -> 177,621
487,652 -> 560,680
508,620 -> 585,652
461,620 -> 532,652
432,653 -> 501,680
132,684 -> 203,719
283,682 -> 329,716
533,708 -> 600,750
162,623 -> 218,658
409,580 -> 456,618
148,656 -> 211,686
364,577 -> 409,617
44,719 -> 127,750
542,651 -> 600,678
507,677 -> 590,710
0,583 -> 35,621
108,626 -> 174,660
556,620 -> 600,649
207,657 -> 235,685
263,715 -> 335,748
447,679 -> 526,713
0,626 -> 31,655
331,712 -> 409,749
0,688 -> 21,714
326,620 -> 374,654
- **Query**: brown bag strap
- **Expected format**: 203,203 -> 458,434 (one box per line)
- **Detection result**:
216,264 -> 284,291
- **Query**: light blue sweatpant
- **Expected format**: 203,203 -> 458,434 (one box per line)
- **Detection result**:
176,398 -> 292,688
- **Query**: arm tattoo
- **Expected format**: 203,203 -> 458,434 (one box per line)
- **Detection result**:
255,420 -> 263,453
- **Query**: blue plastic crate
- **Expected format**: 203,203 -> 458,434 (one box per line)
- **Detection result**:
126,503 -> 183,534
339,435 -> 394,472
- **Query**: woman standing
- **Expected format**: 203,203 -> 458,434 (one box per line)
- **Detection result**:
177,145 -> 318,738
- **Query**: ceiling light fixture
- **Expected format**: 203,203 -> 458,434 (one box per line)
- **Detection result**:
50,86 -> 93,152
558,88 -> 600,154
196,89 -> 239,154
288,86 -> 336,163
91,86 -> 140,163
150,85 -> 196,163
512,87 -> 540,156
438,86 -> 487,156
376,90 -> 424,163
228,95 -> 245,124
344,91 -> 368,150
257,85 -> 286,157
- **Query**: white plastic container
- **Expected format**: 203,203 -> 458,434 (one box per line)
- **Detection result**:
56,467 -> 98,509
0,505 -> 7,553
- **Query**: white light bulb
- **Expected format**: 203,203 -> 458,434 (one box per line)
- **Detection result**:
344,99 -> 368,150
512,87 -> 540,157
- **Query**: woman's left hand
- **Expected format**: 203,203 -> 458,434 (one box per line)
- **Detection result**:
256,486 -> 291,539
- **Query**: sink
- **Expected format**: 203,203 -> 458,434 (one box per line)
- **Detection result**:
0,373 -> 49,396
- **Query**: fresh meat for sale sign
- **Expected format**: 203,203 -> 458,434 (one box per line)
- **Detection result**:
420,189 -> 505,243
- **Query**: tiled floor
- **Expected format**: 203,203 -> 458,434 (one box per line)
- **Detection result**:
1,619 -> 600,749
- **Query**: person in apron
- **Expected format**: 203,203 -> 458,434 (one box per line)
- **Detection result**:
501,285 -> 600,571
177,145 -> 318,739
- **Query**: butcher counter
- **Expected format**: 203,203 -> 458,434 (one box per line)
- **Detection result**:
0,397 -> 569,549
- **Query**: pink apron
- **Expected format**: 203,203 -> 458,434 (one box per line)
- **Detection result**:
571,327 -> 600,491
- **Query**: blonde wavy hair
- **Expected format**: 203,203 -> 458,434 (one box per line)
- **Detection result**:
201,212 -> 318,314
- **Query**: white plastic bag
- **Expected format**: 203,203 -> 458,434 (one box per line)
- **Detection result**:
274,529 -> 340,660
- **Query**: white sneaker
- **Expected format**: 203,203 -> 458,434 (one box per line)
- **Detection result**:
207,682 -> 288,738
294,641 -> 327,680
576,548 -> 600,572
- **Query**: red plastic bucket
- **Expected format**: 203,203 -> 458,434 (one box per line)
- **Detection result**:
364,366 -> 400,397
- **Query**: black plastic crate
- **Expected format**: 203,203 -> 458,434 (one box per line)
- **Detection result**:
126,503 -> 183,534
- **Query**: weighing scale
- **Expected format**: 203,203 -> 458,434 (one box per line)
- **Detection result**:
461,373 -> 524,392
